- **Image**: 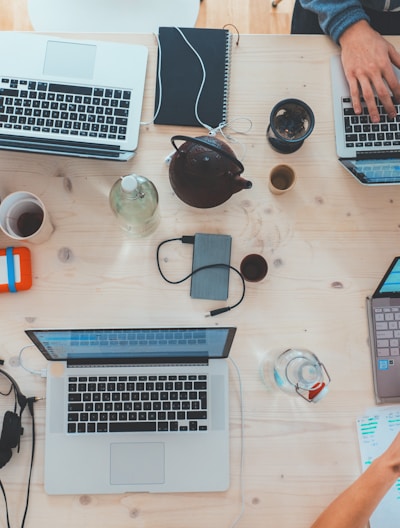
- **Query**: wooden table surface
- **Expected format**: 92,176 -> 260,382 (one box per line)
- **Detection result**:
1,33 -> 400,528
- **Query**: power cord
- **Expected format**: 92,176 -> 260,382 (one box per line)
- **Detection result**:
229,356 -> 245,527
156,236 -> 245,317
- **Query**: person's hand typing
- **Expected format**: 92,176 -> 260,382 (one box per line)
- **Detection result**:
339,20 -> 400,123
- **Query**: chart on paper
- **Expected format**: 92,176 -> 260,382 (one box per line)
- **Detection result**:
357,407 -> 400,528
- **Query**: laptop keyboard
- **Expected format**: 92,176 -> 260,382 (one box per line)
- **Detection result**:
374,307 -> 400,357
0,77 -> 131,141
342,97 -> 400,149
67,373 -> 208,434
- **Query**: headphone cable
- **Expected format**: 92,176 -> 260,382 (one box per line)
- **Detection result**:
20,397 -> 39,528
0,362 -> 41,528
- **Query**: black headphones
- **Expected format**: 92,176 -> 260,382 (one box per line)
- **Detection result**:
0,360 -> 39,528
0,362 -> 28,469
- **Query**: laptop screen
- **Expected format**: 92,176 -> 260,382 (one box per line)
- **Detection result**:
340,159 -> 400,185
25,327 -> 236,362
373,257 -> 400,297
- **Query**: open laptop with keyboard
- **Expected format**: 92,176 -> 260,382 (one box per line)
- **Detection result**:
331,54 -> 400,185
367,257 -> 400,404
0,32 -> 147,160
25,326 -> 236,494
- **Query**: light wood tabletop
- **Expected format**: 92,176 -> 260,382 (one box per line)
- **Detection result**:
1,32 -> 400,528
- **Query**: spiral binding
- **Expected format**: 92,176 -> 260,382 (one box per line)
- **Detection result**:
222,29 -> 232,126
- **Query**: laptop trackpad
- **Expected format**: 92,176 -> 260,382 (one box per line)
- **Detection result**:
110,443 -> 165,485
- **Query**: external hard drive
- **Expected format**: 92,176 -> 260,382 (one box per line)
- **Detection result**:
190,233 -> 231,301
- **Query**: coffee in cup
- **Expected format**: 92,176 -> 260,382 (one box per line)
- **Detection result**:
269,164 -> 296,194
240,254 -> 268,282
0,191 -> 54,243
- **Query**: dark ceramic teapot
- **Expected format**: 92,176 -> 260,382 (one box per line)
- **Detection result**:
168,135 -> 252,208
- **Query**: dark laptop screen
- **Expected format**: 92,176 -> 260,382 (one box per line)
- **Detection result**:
373,257 -> 400,297
25,327 -> 236,362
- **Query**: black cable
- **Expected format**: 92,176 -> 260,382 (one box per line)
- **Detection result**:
0,360 -> 40,528
0,480 -> 11,528
156,236 -> 246,316
20,397 -> 38,528
0,384 -> 13,398
0,397 -> 40,528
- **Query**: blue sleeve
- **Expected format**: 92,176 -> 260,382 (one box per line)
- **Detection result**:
299,0 -> 370,43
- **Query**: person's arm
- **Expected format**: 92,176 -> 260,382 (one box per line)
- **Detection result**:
339,20 -> 400,123
299,0 -> 400,121
299,0 -> 369,42
310,432 -> 400,528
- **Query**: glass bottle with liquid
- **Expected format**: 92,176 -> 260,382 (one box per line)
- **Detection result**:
273,348 -> 330,402
109,174 -> 160,237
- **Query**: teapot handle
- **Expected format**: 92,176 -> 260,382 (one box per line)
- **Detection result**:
171,135 -> 245,175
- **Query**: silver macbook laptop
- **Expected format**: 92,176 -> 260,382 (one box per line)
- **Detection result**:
0,32 -> 148,160
367,257 -> 400,404
25,326 -> 236,494
331,54 -> 400,185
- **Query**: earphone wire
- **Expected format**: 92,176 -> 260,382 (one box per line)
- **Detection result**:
173,27 -> 214,133
142,27 -> 253,160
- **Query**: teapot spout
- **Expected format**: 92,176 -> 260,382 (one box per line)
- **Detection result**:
232,175 -> 252,195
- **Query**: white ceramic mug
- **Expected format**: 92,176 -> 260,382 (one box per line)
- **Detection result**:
0,191 -> 54,244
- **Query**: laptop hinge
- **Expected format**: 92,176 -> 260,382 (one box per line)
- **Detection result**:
0,134 -> 132,160
66,358 -> 210,367
356,150 -> 400,160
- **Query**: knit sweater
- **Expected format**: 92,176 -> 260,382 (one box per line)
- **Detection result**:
299,0 -> 400,43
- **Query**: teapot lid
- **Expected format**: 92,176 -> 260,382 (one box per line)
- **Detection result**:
171,135 -> 245,175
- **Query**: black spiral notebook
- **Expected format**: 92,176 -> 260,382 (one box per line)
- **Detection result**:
154,27 -> 232,128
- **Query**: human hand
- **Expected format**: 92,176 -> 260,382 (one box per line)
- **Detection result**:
339,20 -> 400,123
379,432 -> 400,475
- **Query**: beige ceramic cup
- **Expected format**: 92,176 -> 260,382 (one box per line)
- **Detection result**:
269,164 -> 296,194
0,191 -> 54,244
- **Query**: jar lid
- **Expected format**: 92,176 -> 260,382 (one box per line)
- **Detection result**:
308,382 -> 328,403
121,175 -> 138,193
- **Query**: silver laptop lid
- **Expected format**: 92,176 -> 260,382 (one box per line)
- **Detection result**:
0,33 -> 148,160
25,327 -> 237,364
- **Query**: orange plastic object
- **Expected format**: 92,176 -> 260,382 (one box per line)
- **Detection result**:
0,247 -> 32,293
